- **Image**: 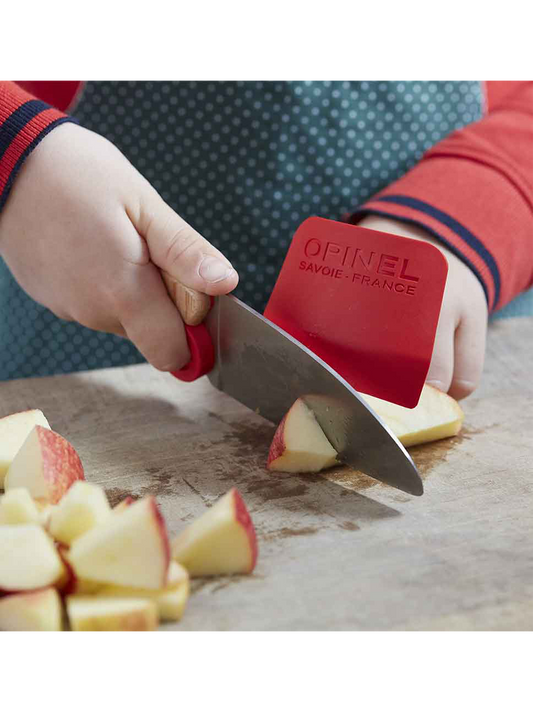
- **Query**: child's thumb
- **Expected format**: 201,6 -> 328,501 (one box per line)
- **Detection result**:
138,191 -> 238,296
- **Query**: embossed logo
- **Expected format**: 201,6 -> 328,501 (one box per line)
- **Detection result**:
299,238 -> 420,295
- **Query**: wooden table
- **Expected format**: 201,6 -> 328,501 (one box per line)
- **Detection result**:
1,318 -> 532,630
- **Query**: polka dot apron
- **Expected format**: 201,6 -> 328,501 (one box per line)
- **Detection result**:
0,81 -> 485,380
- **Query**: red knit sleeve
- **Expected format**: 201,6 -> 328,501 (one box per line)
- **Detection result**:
350,82 -> 533,313
0,81 -> 76,212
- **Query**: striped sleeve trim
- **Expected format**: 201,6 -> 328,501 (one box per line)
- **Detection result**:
0,83 -> 77,212
352,195 -> 500,311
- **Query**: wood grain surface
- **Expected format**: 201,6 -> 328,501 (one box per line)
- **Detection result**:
1,317 -> 532,630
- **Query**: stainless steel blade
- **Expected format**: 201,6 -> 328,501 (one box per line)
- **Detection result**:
204,295 -> 423,496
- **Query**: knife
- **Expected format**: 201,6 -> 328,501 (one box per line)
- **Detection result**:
164,274 -> 423,496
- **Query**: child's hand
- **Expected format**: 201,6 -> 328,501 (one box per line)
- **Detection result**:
0,123 -> 238,372
357,215 -> 488,400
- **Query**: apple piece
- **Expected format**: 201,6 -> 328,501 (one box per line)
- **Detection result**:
0,524 -> 65,592
361,383 -> 464,448
66,596 -> 158,631
4,426 -> 84,504
97,562 -> 190,622
267,398 -> 338,473
68,496 -> 170,590
0,488 -> 42,525
48,481 -> 111,545
0,409 -> 50,489
0,587 -> 63,631
171,488 -> 257,577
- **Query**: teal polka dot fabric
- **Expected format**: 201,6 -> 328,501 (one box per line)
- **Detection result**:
0,81 -> 490,380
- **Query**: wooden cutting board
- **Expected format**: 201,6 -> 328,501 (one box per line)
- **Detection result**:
1,317 -> 532,630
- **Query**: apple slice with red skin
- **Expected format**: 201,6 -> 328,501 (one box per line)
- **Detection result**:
0,409 -> 50,489
68,496 -> 170,590
4,426 -> 84,504
0,524 -> 65,592
267,398 -> 338,473
0,587 -> 63,631
171,488 -> 257,577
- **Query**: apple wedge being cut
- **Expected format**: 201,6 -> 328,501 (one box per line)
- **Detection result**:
97,562 -> 190,622
267,398 -> 338,473
66,596 -> 158,631
0,524 -> 65,592
68,496 -> 170,590
0,488 -> 41,526
0,409 -> 50,489
361,384 -> 464,448
0,587 -> 63,631
4,426 -> 84,504
171,488 -> 257,577
49,481 -> 111,545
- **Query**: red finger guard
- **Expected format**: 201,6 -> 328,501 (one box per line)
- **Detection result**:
171,323 -> 215,382
264,217 -> 448,408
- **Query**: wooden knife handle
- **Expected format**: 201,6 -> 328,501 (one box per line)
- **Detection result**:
162,271 -> 211,326
162,270 -> 215,381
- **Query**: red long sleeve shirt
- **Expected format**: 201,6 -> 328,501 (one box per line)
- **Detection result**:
1,80 -> 532,314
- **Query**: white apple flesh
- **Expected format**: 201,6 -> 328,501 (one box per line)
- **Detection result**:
97,562 -> 190,621
66,596 -> 158,631
361,383 -> 464,447
0,524 -> 65,592
0,587 -> 63,631
0,488 -> 42,525
0,409 -> 50,489
171,488 -> 258,577
49,481 -> 111,545
5,425 -> 85,504
267,398 -> 338,473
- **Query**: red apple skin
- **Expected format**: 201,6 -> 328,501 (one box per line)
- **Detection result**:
232,489 -> 258,573
37,426 -> 85,504
266,413 -> 288,468
150,497 -> 171,586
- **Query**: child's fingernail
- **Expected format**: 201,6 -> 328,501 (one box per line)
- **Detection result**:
198,256 -> 235,283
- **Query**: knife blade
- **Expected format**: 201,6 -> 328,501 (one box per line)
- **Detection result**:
202,294 -> 423,496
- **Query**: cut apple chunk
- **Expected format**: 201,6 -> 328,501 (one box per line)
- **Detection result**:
49,481 -> 111,545
0,524 -> 65,592
0,587 -> 63,631
267,398 -> 338,473
97,562 -> 190,622
0,488 -> 41,525
0,409 -> 50,489
361,383 -> 464,448
66,596 -> 158,631
5,426 -> 85,504
68,496 -> 170,590
171,488 -> 257,577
